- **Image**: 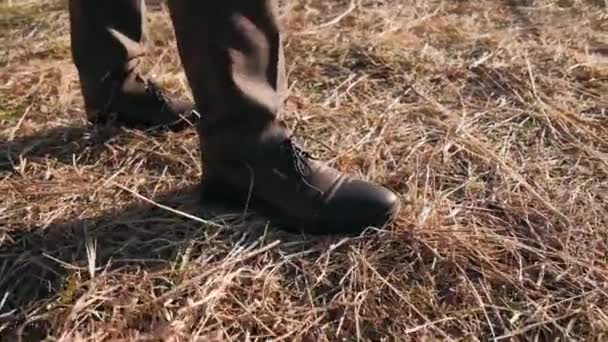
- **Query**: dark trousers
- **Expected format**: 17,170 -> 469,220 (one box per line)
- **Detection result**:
69,0 -> 286,128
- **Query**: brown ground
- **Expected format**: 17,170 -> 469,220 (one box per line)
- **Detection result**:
1,0 -> 608,340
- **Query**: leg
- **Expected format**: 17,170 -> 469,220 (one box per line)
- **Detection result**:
168,1 -> 284,129
70,0 -> 194,130
168,0 -> 400,234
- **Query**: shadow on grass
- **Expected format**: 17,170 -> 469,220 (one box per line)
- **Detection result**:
0,185 -> 416,340
0,183 -> 234,339
0,122 -> 198,175
0,125 -> 120,173
0,125 -> 253,338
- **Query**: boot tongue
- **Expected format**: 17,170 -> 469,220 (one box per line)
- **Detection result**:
276,138 -> 341,197
254,121 -> 316,177
120,72 -> 148,95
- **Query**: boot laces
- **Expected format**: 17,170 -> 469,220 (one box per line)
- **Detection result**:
100,72 -> 170,116
144,80 -> 171,110
279,139 -> 314,178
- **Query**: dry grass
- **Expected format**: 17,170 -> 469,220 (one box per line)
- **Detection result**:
1,0 -> 608,340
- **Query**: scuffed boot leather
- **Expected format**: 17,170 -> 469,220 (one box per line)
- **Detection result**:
201,122 -> 401,235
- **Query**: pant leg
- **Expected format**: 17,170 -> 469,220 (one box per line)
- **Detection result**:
69,0 -> 146,118
167,0 -> 286,132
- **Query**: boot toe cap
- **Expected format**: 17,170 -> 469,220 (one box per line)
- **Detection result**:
316,179 -> 401,234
